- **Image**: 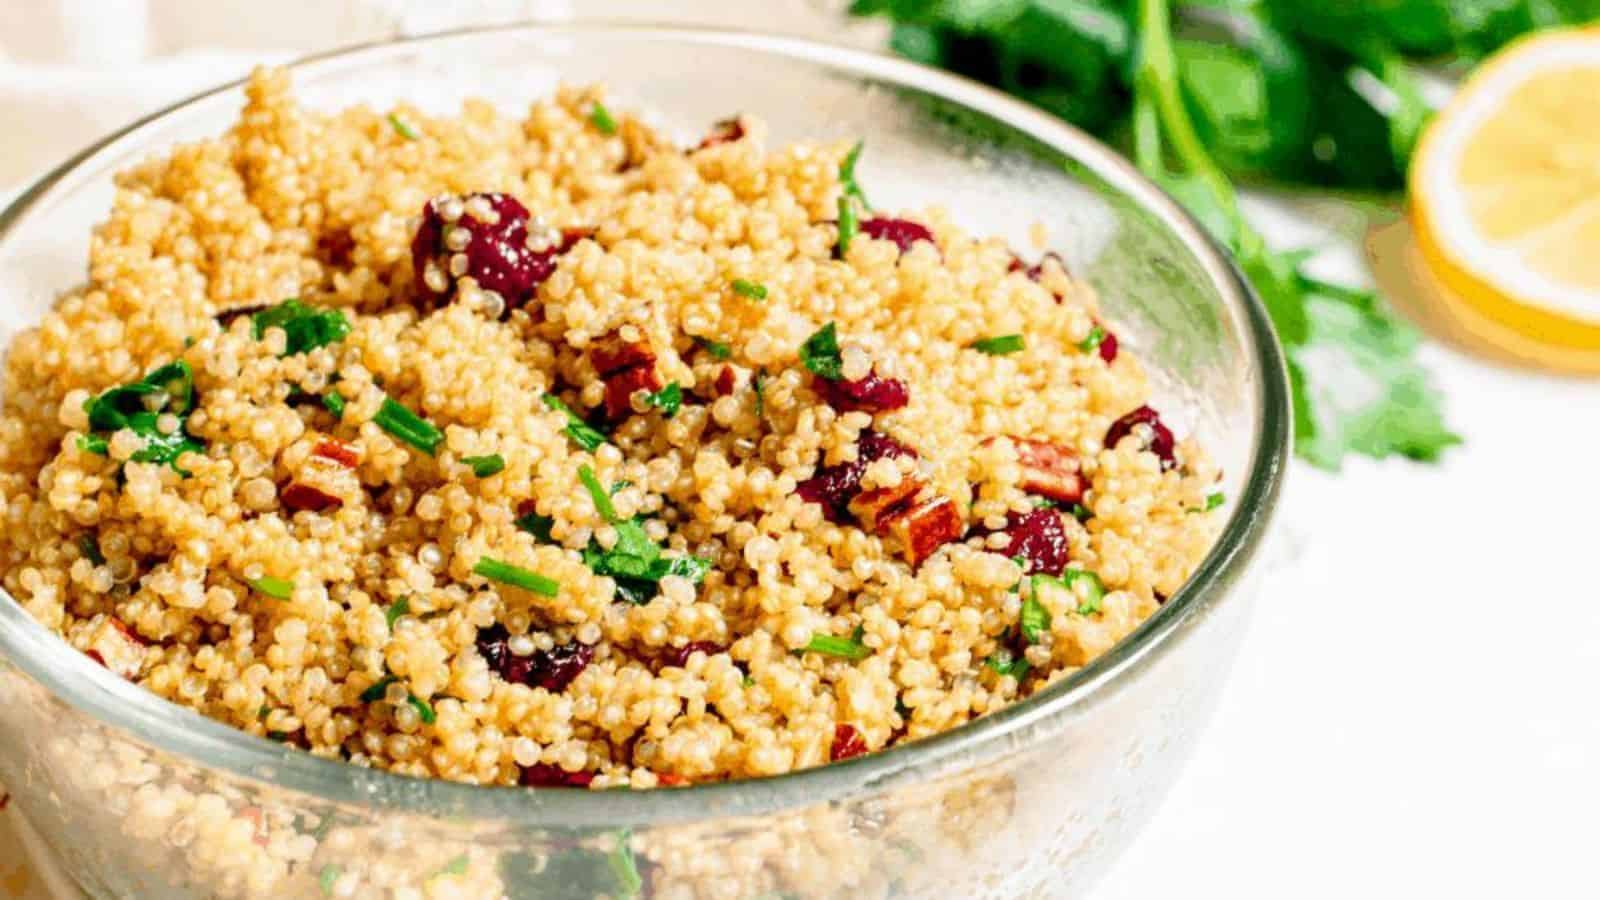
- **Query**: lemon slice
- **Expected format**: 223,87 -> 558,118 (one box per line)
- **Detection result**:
1410,27 -> 1600,367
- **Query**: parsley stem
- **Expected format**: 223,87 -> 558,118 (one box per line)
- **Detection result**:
473,557 -> 559,597
578,464 -> 618,523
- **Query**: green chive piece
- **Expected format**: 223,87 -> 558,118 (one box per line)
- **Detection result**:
250,576 -> 294,600
384,597 -> 411,631
473,557 -> 559,597
836,196 -> 859,256
578,464 -> 618,522
1078,326 -> 1106,354
608,830 -> 643,899
840,139 -> 870,209
322,391 -> 346,419
731,279 -> 768,301
589,102 -> 619,135
541,393 -> 608,452
984,648 -> 1030,680
387,112 -> 421,141
250,299 -> 352,356
407,694 -> 436,725
800,322 -> 843,380
374,395 -> 443,455
1069,503 -> 1092,522
462,454 -> 505,478
970,334 -> 1025,355
77,533 -> 105,566
694,336 -> 732,360
359,675 -> 397,704
76,433 -> 109,456
1203,491 -> 1225,511
1020,589 -> 1051,644
800,631 -> 871,661
644,382 -> 681,418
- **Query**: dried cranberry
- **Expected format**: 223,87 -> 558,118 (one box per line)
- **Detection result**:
519,763 -> 595,788
662,641 -> 726,669
831,723 -> 869,761
475,625 -> 595,693
1097,326 -> 1119,363
1105,405 -> 1176,470
713,366 -> 737,397
993,507 -> 1069,576
281,482 -> 341,512
860,218 -> 935,255
818,370 -> 909,414
317,229 -> 356,268
602,364 -> 664,420
411,192 -> 580,313
796,430 -> 916,522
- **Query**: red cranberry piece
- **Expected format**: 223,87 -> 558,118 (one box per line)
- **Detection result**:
994,507 -> 1069,576
1097,326 -> 1119,364
476,625 -> 595,692
662,641 -> 726,669
860,218 -> 935,255
1105,405 -> 1176,470
519,763 -> 595,788
281,482 -> 341,512
312,439 -> 359,469
796,430 -> 916,522
411,193 -> 580,313
831,723 -> 869,761
818,370 -> 909,414
713,366 -> 737,397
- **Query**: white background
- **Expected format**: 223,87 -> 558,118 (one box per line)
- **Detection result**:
1,3 -> 1596,898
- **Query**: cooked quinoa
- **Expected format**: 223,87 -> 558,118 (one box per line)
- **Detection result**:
0,69 -> 1222,790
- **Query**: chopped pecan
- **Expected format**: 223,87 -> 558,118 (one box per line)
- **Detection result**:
1006,438 -> 1085,503
881,495 -> 963,566
831,723 -> 869,761
847,478 -> 923,534
282,482 -> 341,512
602,364 -> 665,420
313,439 -> 359,469
591,341 -> 656,377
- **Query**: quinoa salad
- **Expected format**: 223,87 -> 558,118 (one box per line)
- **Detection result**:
0,69 -> 1224,791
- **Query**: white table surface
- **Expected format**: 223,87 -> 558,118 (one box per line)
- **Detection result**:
2,5 -> 1598,899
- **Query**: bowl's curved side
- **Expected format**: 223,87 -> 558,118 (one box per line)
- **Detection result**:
0,23 -> 1289,900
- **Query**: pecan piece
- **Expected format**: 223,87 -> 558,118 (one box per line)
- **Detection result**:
591,340 -> 663,419
1008,438 -> 1085,503
847,478 -> 923,534
313,439 -> 359,469
881,495 -> 963,566
591,341 -> 656,377
281,482 -> 341,512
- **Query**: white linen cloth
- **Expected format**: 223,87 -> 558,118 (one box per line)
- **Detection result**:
0,3 -> 1597,899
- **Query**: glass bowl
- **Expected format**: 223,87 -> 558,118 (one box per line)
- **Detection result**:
0,24 -> 1289,900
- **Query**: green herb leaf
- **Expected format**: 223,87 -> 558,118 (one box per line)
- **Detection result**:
407,694 -> 436,725
694,336 -> 732,361
516,510 -> 555,543
581,518 -> 711,606
1020,589 -> 1051,644
384,597 -> 411,630
387,112 -> 421,141
322,391 -> 346,419
1077,326 -> 1106,354
77,533 -> 105,565
462,453 -> 505,477
542,393 -> 609,452
1069,502 -> 1093,522
799,629 -> 871,661
80,361 -> 206,470
589,101 -> 619,135
250,299 -> 352,356
1035,568 -> 1106,616
76,433 -> 108,456
732,279 -> 769,300
984,648 -> 1031,680
800,322 -> 843,380
249,575 -> 294,600
970,334 -> 1025,355
374,395 -> 443,455
835,196 -> 860,257
473,557 -> 560,597
1203,491 -> 1225,511
644,382 -> 682,418
840,139 -> 871,209
359,675 -> 397,703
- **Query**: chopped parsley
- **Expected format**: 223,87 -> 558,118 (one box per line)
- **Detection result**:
578,464 -> 618,522
542,393 -> 609,452
322,391 -> 346,419
644,382 -> 682,418
81,360 -> 205,470
589,101 -> 618,135
473,557 -> 560,597
694,336 -> 732,360
249,575 -> 294,600
358,674 -> 436,724
731,279 -> 769,301
799,626 -> 870,661
577,464 -> 712,605
1203,491 -> 1225,511
1069,503 -> 1093,522
462,453 -> 505,478
840,139 -> 871,209
1078,325 -> 1106,354
250,299 -> 352,357
970,334 -> 1025,355
516,510 -> 555,543
799,322 -> 843,380
77,533 -> 105,566
374,395 -> 442,455
1034,569 -> 1106,616
384,597 -> 411,631
358,675 -> 396,704
835,195 -> 860,256
1019,589 -> 1051,644
387,112 -> 421,141
408,693 -> 436,725
984,648 -> 1030,680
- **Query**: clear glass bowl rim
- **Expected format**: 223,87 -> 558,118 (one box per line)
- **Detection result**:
0,22 -> 1291,828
